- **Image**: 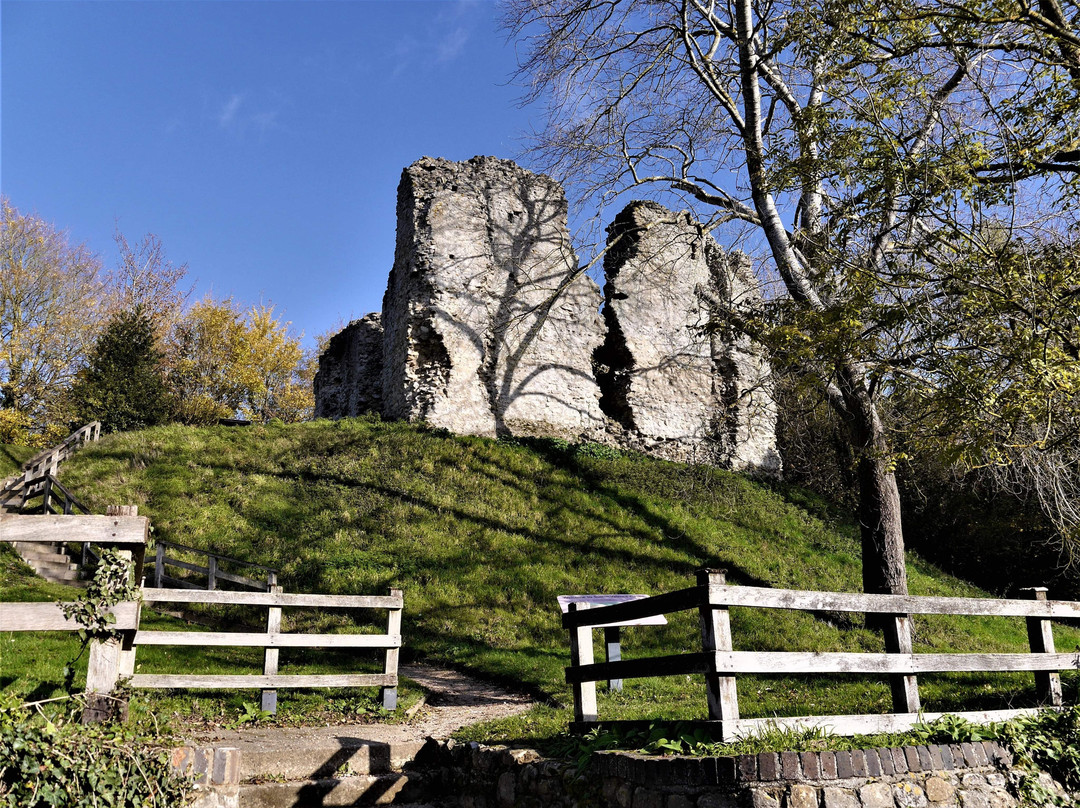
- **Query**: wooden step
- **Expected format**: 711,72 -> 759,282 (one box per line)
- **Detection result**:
14,548 -> 72,565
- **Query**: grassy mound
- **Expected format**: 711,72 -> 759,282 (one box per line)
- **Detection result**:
2,418 -> 1072,743
0,443 -> 34,478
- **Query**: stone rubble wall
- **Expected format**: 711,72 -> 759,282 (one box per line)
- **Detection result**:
316,155 -> 781,476
381,156 -> 607,440
409,739 -> 1031,808
597,201 -> 780,473
312,313 -> 384,419
707,246 -> 782,476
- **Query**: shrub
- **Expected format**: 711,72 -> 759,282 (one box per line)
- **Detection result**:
0,694 -> 192,807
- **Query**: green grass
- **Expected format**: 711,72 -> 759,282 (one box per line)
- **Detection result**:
2,417 -> 1075,746
0,442 -> 34,478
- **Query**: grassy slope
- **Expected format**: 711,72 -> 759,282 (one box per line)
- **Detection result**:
0,443 -> 34,478
2,419 -> 1072,742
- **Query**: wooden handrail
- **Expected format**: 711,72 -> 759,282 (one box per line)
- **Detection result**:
11,473 -> 92,515
1,423 -> 101,514
150,540 -> 279,591
20,422 -> 101,471
156,539 -> 278,573
565,569 -> 1071,740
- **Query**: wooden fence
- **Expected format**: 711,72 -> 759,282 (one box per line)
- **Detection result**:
131,587 -> 403,713
564,569 -> 1078,741
1,513 -> 401,718
0,513 -> 149,722
150,539 -> 279,591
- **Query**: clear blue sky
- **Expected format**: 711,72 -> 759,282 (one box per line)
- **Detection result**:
2,0 -> 539,349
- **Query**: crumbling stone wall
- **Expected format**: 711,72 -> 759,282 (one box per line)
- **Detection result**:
409,738 -> 1030,808
314,156 -> 781,476
312,313 -> 383,419
706,232 -> 781,476
381,156 -> 607,440
596,201 -> 780,474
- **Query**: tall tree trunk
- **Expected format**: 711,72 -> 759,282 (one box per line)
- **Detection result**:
837,366 -> 908,596
732,0 -> 907,597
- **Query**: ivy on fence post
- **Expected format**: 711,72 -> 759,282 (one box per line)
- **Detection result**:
59,547 -> 141,724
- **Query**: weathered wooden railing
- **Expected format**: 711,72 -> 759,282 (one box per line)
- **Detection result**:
0,422 -> 101,512
150,539 -> 278,591
15,473 -> 93,516
564,569 -> 1076,741
20,421 -> 101,479
0,512 -> 148,722
130,586 -> 404,714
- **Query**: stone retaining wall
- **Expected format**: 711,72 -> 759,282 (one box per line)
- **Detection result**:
409,739 -> 1029,808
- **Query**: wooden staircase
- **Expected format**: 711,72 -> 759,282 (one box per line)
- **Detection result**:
9,540 -> 81,584
1,422 -> 102,583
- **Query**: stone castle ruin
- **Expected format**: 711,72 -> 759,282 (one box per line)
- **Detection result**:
314,156 -> 781,476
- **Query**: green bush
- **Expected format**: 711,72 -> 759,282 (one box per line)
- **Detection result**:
0,694 -> 192,807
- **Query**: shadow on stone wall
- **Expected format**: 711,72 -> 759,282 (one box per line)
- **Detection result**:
314,156 -> 780,477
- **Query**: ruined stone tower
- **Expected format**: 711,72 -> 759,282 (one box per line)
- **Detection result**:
312,313 -> 383,420
314,156 -> 780,477
381,156 -> 607,439
596,201 -> 780,474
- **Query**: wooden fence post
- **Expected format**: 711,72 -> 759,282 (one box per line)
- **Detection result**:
104,504 -> 144,674
697,569 -> 739,736
118,602 -> 141,680
604,626 -> 623,692
381,587 -> 403,710
207,555 -> 218,591
267,570 -> 277,591
568,602 -> 598,722
1022,587 -> 1063,706
154,542 -> 165,588
262,584 -> 283,714
883,614 -> 921,713
41,475 -> 53,514
83,634 -> 129,724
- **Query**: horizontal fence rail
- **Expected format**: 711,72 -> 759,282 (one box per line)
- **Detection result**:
151,540 -> 278,591
2,513 -> 150,587
0,601 -> 139,633
564,569 -> 1072,740
0,522 -> 144,723
130,586 -> 404,713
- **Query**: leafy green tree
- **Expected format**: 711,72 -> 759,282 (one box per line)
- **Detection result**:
0,198 -> 106,442
506,0 -> 1080,594
71,308 -> 172,433
166,297 -> 313,425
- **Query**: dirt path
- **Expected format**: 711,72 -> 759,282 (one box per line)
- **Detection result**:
185,663 -> 535,750
399,663 -> 535,739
